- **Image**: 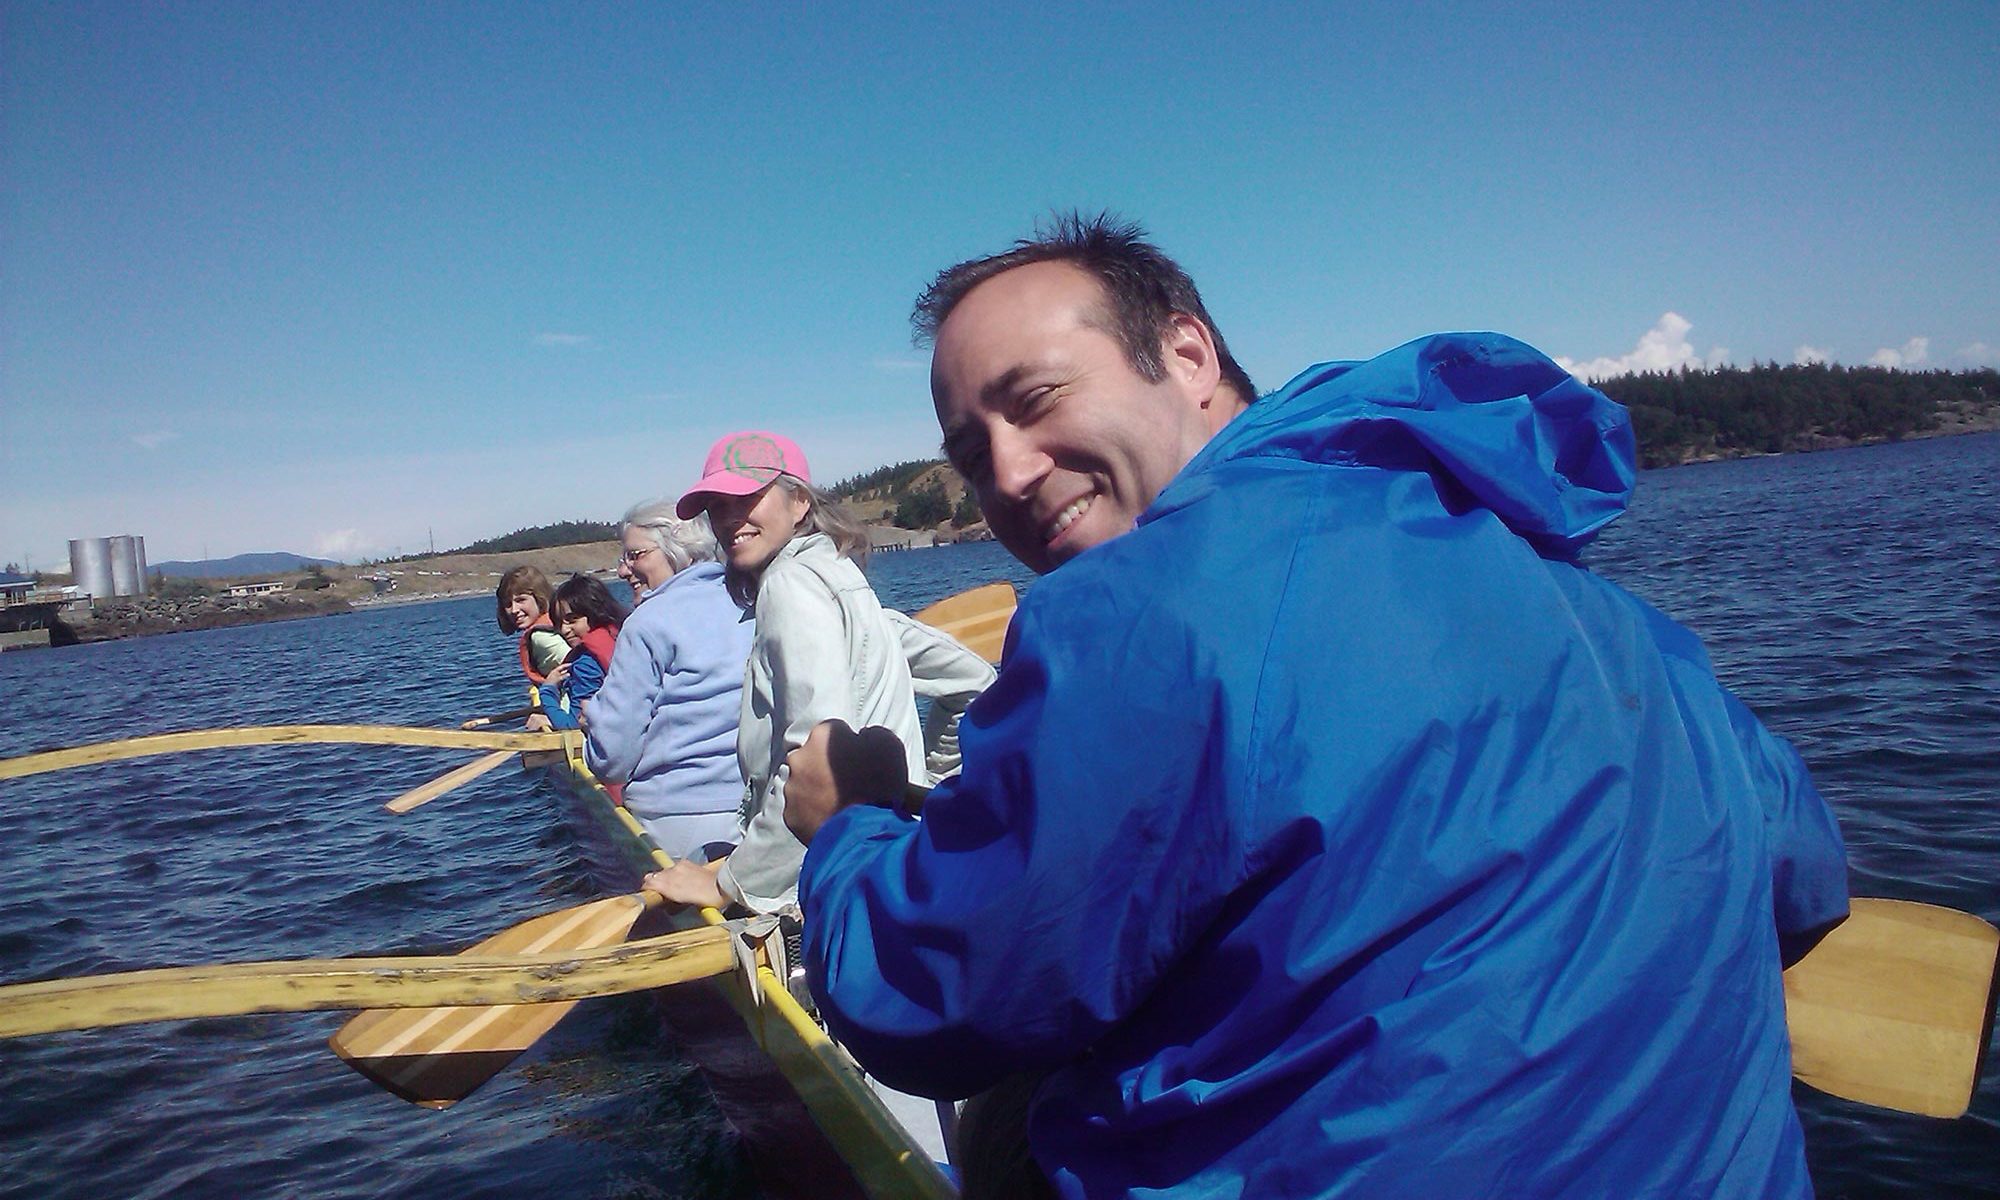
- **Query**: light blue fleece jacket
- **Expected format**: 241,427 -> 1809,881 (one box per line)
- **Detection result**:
583,562 -> 752,855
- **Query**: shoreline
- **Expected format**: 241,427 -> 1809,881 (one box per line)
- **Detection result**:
21,425 -> 1995,651
1641,408 -> 2000,469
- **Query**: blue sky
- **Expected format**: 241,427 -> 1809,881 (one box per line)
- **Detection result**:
4,1 -> 1995,567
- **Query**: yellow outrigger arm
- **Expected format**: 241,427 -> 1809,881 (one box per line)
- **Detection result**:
0,724 -> 567,780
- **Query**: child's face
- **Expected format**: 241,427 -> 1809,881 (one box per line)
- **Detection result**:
555,606 -> 589,647
506,591 -> 543,630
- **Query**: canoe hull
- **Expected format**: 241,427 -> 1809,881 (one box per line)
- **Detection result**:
541,749 -> 957,1200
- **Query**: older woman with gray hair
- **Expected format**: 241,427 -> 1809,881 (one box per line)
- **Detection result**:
583,499 -> 753,861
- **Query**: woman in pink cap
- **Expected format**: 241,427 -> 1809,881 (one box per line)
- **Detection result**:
643,431 -> 993,916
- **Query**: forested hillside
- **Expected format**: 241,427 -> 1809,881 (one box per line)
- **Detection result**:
437,520 -> 620,556
1593,364 -> 2000,467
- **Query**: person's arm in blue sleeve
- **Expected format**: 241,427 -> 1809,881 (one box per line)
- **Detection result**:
1721,688 -> 1849,965
799,581 -> 1248,1100
584,613 -> 667,783
568,652 -> 607,705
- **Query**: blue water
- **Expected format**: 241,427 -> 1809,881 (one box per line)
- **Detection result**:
1,435 -> 1995,1197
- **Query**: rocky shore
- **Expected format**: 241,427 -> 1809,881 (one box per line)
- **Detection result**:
52,592 -> 353,645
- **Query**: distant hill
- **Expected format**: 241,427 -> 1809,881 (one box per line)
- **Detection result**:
153,552 -> 340,579
835,460 -> 985,532
430,520 -> 619,558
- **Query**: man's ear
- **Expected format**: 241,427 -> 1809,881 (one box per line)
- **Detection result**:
1161,312 -> 1225,415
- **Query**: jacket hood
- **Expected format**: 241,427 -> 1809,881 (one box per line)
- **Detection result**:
1173,332 -> 1636,561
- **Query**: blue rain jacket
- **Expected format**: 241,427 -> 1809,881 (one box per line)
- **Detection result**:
800,333 -> 1849,1198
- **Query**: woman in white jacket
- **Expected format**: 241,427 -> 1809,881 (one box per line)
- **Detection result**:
643,430 -> 994,914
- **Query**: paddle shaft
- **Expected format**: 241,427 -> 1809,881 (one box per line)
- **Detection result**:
460,707 -> 536,730
385,750 -> 518,813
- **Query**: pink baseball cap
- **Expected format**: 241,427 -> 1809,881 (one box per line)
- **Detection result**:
677,430 -> 811,519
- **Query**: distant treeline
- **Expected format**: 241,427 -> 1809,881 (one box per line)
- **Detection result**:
439,520 -> 619,556
1592,364 -> 1999,468
830,459 -> 944,499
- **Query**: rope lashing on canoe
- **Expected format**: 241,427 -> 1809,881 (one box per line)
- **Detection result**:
724,909 -> 810,1010
727,913 -> 786,1007
716,909 -> 812,1011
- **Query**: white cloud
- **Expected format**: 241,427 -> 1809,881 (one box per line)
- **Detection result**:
312,529 -> 372,562
1954,342 -> 1997,367
131,430 -> 179,450
871,355 -> 929,372
1868,337 -> 1929,369
533,332 -> 594,348
1793,345 -> 1831,366
1556,313 -> 1710,381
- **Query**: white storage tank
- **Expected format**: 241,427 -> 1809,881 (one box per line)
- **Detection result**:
69,535 -> 149,600
69,538 -> 116,600
108,535 -> 143,597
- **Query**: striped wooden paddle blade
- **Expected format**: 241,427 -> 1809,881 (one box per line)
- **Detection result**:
330,893 -> 656,1107
914,580 -> 1016,665
1785,897 -> 2000,1118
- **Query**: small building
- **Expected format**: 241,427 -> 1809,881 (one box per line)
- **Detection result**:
224,580 -> 288,597
0,571 -> 35,600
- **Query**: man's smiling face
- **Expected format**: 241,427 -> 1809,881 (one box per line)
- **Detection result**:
930,260 -> 1220,574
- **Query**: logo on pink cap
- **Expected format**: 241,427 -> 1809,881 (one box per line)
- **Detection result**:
678,431 -> 812,519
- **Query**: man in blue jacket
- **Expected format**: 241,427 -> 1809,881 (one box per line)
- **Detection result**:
784,213 -> 1849,1198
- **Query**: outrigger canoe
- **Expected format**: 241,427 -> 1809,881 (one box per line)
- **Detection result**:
0,578 -> 1990,1190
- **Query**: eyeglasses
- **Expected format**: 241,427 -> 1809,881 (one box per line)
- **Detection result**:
619,545 -> 660,564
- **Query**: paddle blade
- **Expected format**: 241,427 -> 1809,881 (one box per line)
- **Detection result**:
1785,897 -> 2000,1118
385,750 -> 517,813
330,892 -> 660,1108
914,581 -> 1015,665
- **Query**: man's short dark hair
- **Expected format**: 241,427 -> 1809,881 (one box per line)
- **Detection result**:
912,211 -> 1256,404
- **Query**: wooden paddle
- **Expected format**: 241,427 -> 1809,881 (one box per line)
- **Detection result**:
1784,897 -> 1998,1118
914,579 -> 1015,664
328,890 -> 693,1106
328,773 -> 720,1108
0,916 -> 732,1040
384,750 -> 519,814
0,724 -> 565,780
